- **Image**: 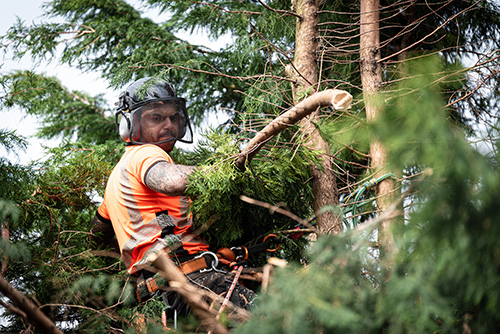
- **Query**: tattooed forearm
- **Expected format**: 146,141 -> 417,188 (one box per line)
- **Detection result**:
145,161 -> 196,196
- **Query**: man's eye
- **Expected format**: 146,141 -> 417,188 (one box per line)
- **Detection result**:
169,114 -> 179,122
152,115 -> 166,122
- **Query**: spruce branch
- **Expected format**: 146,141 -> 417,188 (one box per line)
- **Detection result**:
235,89 -> 353,171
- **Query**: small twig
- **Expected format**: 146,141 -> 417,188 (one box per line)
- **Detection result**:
131,63 -> 295,84
90,250 -> 122,259
257,0 -> 301,18
276,228 -> 316,235
240,195 -> 319,233
378,0 -> 482,63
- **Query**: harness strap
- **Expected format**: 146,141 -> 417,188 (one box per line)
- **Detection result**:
179,252 -> 218,275
136,251 -> 219,302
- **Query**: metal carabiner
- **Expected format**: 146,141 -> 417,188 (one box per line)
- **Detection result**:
230,246 -> 249,262
263,233 -> 281,252
196,251 -> 225,273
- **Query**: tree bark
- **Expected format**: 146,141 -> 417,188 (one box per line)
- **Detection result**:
360,0 -> 396,253
0,275 -> 63,334
291,0 -> 343,235
1,222 -> 8,277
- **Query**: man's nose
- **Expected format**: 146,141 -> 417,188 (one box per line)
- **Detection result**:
162,118 -> 174,129
161,118 -> 177,133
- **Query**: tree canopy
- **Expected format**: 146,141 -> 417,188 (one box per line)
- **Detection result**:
1,0 -> 500,332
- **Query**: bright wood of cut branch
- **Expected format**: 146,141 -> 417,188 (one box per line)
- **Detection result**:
235,89 -> 353,171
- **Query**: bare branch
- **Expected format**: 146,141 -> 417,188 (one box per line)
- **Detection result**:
195,1 -> 262,15
131,63 -> 296,83
257,0 -> 301,18
378,0 -> 481,63
0,276 -> 63,334
240,195 -> 319,233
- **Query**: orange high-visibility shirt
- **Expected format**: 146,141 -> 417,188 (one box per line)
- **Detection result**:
97,144 -> 209,274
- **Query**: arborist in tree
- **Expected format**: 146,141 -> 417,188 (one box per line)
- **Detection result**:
89,77 -> 255,324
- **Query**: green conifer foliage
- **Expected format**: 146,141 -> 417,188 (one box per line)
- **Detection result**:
185,129 -> 318,259
236,57 -> 500,334
0,143 -> 129,331
0,71 -> 117,145
1,0 -> 500,332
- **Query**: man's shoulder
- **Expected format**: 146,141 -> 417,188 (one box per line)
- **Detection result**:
126,144 -> 173,163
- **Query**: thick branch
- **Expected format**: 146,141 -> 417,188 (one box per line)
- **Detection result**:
0,276 -> 63,334
235,89 -> 352,171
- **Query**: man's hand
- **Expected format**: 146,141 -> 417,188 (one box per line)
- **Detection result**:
89,214 -> 119,252
144,161 -> 196,196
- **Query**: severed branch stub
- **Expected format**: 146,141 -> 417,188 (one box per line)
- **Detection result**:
235,89 -> 353,171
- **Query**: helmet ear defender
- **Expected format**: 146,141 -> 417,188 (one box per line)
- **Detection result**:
117,111 -> 131,142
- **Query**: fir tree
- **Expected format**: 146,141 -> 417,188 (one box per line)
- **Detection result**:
0,0 -> 499,332
236,56 -> 500,334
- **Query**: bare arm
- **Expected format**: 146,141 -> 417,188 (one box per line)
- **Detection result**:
89,214 -> 119,252
144,161 -> 196,196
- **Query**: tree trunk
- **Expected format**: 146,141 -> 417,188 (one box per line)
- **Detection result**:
292,0 -> 342,235
360,0 -> 396,253
1,222 -> 8,277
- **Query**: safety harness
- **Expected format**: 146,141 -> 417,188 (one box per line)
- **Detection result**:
135,233 -> 281,303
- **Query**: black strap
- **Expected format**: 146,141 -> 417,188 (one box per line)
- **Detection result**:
246,240 -> 272,255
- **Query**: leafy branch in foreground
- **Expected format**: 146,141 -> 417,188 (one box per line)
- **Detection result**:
236,57 -> 500,334
186,129 -> 318,259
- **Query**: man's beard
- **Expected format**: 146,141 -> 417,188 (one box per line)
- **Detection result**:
157,140 -> 176,153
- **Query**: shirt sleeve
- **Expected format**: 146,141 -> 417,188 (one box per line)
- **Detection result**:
97,201 -> 111,222
129,144 -> 173,185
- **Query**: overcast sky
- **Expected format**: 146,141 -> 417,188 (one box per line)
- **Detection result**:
0,1 -> 231,164
1,1 -> 117,163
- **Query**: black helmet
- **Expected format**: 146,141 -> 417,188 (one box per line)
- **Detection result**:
115,77 -> 193,145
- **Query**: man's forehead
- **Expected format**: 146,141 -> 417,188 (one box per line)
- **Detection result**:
141,102 -> 178,115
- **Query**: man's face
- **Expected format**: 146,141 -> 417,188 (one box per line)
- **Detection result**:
139,102 -> 180,152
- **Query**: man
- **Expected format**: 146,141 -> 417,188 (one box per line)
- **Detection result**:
90,77 -> 254,322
